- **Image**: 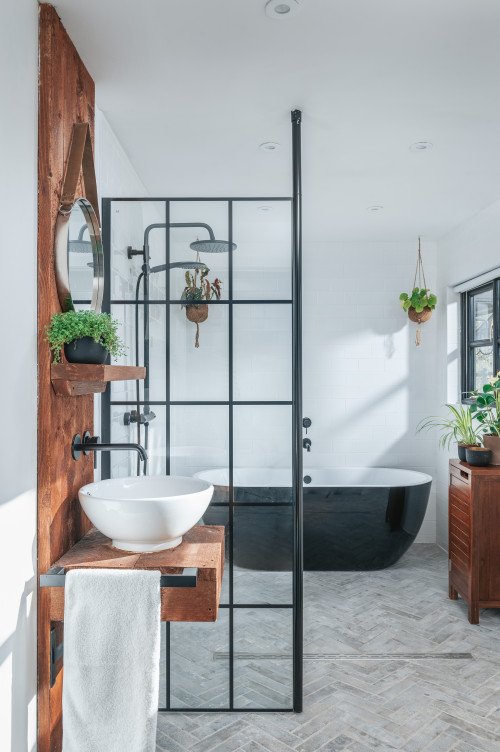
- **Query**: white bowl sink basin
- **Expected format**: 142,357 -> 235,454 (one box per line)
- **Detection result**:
78,475 -> 214,553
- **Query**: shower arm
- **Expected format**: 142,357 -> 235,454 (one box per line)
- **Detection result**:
127,222 -> 216,264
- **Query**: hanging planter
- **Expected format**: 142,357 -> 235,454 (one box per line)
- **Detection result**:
182,262 -> 222,348
399,237 -> 437,346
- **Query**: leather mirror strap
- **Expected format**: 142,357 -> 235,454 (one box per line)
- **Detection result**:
59,122 -> 100,224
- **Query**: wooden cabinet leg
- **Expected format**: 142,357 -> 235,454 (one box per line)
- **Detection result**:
449,583 -> 458,600
468,602 -> 479,624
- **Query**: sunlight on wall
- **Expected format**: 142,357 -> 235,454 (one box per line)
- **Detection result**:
0,490 -> 37,751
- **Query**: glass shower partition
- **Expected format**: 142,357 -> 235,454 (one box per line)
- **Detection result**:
101,196 -> 302,712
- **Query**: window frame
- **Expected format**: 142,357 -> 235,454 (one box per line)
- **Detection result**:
461,279 -> 500,402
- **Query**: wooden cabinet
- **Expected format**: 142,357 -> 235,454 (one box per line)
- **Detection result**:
449,459 -> 500,623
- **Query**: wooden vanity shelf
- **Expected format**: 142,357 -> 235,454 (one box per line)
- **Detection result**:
42,525 -> 224,622
50,363 -> 146,396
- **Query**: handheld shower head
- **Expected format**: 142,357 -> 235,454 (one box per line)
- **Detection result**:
148,261 -> 206,274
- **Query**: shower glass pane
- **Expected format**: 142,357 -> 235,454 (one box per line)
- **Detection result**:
233,609 -> 293,709
169,201 -> 229,302
110,201 -> 166,300
232,200 -> 292,301
170,302 -> 229,402
474,346 -> 493,390
169,609 -> 230,709
103,196 -> 299,713
110,303 -> 167,403
109,405 -> 167,477
159,623 -> 166,708
233,405 -> 292,484
233,304 -> 292,402
233,505 -> 293,605
170,405 -> 229,478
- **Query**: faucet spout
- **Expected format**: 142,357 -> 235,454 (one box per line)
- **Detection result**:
71,434 -> 148,475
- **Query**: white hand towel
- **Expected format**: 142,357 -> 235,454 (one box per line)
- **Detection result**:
62,568 -> 161,752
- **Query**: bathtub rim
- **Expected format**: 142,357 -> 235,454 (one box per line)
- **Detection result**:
195,467 -> 433,489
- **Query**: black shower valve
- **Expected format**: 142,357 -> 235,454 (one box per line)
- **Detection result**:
302,417 -> 312,434
124,409 -> 156,426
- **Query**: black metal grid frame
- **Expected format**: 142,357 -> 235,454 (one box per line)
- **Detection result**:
101,189 -> 303,712
461,278 -> 500,400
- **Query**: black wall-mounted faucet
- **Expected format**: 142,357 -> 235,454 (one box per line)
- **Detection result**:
303,438 -> 312,452
71,432 -> 148,475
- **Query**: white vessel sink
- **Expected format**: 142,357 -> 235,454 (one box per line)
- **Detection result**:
78,475 -> 214,553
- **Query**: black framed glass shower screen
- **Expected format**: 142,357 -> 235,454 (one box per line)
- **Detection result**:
101,198 -> 303,712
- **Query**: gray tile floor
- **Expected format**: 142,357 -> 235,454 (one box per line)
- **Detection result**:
157,545 -> 500,751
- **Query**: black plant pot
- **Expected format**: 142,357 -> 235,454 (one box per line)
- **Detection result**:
64,337 -> 107,364
465,447 -> 491,467
458,443 -> 478,461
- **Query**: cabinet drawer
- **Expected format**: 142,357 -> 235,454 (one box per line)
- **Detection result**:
450,463 -> 472,487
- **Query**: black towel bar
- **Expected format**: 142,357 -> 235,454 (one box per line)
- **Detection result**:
42,566 -> 198,687
40,566 -> 198,588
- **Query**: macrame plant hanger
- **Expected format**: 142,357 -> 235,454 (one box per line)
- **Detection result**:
411,236 -> 430,347
185,251 -> 208,348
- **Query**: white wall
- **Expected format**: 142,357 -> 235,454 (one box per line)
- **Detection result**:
303,241 -> 439,543
93,108 -> 149,473
0,1 -> 38,750
435,197 -> 500,549
95,109 -> 148,200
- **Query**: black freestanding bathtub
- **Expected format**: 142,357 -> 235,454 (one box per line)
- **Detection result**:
199,468 -> 432,571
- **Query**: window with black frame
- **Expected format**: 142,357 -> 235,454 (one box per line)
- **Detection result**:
462,280 -> 500,398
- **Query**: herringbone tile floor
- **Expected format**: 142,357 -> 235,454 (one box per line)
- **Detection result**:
156,545 -> 500,751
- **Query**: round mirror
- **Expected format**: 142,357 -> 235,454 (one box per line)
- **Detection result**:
54,197 -> 104,312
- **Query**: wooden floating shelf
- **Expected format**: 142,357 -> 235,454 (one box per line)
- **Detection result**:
50,363 -> 146,396
47,526 -> 225,622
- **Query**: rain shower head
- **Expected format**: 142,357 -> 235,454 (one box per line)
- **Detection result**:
69,240 -> 92,253
190,239 -> 237,254
69,224 -> 92,252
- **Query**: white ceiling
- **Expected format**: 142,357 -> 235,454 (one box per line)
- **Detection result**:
51,0 -> 500,242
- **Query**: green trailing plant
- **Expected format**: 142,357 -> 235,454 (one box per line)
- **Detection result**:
399,287 -> 437,313
417,403 -> 483,449
469,374 -> 500,437
45,310 -> 126,364
183,266 -> 222,305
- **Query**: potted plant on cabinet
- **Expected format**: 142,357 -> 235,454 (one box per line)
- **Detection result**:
416,403 -> 483,460
469,374 -> 500,464
182,265 -> 222,348
464,443 -> 492,467
45,310 -> 126,364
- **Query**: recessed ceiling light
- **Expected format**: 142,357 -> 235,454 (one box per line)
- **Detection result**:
259,142 -> 281,152
258,205 -> 272,212
265,0 -> 301,19
410,141 -> 433,152
367,205 -> 384,212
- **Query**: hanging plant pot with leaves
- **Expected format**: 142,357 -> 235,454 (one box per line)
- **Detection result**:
182,265 -> 222,348
399,238 -> 437,346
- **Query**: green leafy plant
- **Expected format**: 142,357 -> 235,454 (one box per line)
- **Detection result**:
399,287 -> 437,313
183,266 -> 222,306
417,403 -> 483,449
469,374 -> 500,437
45,310 -> 127,364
